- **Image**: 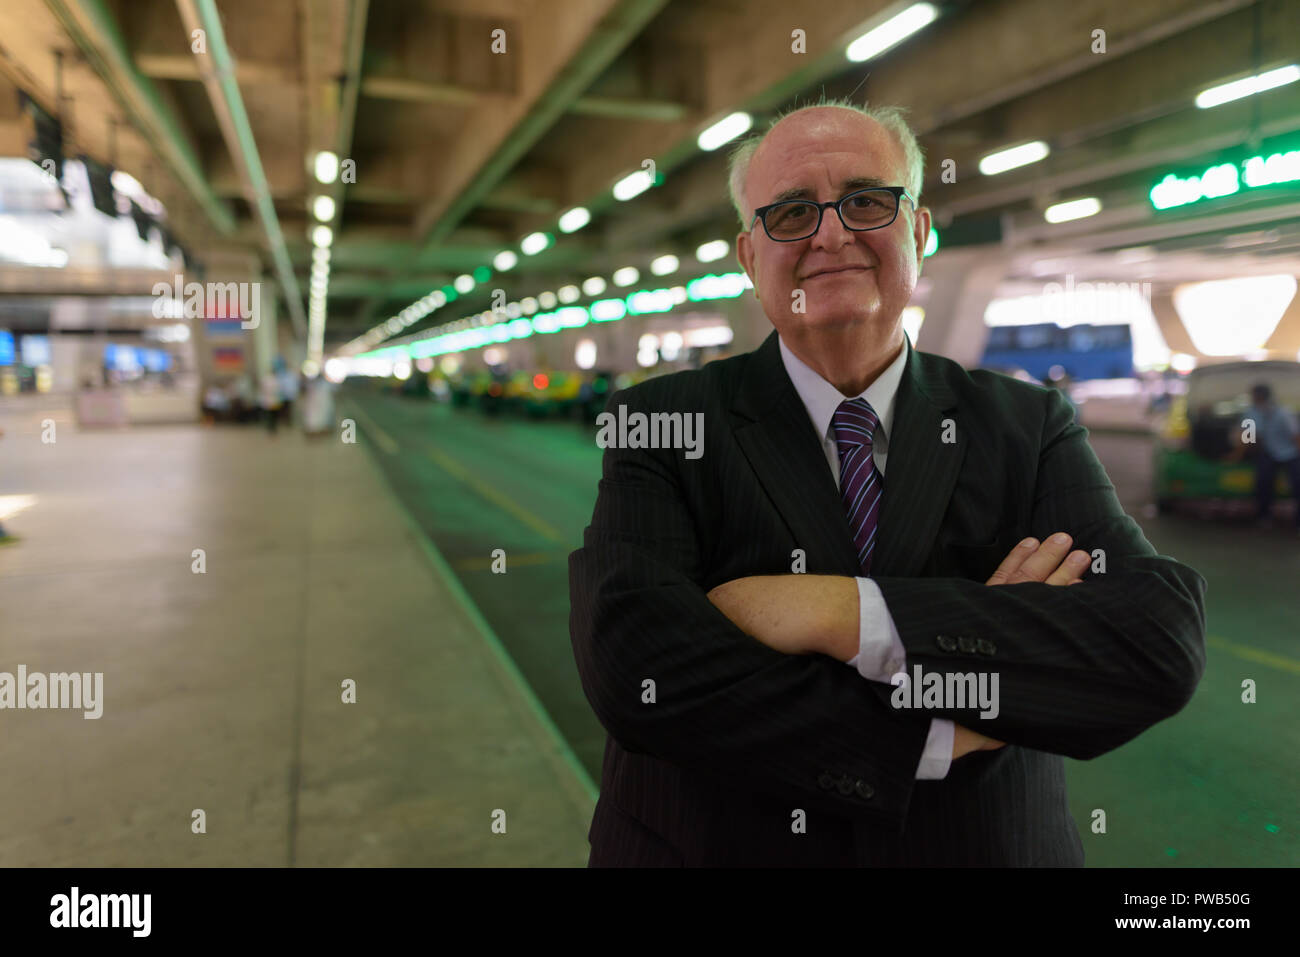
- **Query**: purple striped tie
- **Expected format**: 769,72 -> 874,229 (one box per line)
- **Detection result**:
832,398 -> 883,575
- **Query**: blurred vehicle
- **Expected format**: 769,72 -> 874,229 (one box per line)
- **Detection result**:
474,369 -> 510,414
980,322 -> 1133,382
522,371 -> 582,418
578,369 -> 614,423
1154,359 -> 1300,513
977,365 -> 1044,386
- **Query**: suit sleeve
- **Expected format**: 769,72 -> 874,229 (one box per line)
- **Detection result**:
874,387 -> 1207,760
569,387 -> 932,829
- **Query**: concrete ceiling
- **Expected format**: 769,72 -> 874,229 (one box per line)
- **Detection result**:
0,0 -> 1295,350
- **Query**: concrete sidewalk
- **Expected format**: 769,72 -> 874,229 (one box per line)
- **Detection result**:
0,401 -> 594,866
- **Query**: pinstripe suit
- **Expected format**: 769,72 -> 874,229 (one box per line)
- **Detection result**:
569,331 -> 1206,866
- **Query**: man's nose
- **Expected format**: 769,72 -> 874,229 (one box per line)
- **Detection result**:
810,204 -> 852,251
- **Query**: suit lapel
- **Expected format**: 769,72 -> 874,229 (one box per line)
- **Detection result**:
730,332 -> 862,576
730,331 -> 967,580
872,343 -> 967,577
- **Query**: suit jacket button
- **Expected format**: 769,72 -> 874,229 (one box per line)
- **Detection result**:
977,638 -> 996,656
817,772 -> 835,791
836,775 -> 854,795
936,634 -> 957,652
957,635 -> 977,654
854,780 -> 874,800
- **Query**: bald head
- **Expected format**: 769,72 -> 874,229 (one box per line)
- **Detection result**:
728,101 -> 924,228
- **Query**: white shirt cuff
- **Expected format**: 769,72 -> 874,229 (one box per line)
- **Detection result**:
916,719 -> 954,779
844,578 -> 951,780
845,577 -> 906,682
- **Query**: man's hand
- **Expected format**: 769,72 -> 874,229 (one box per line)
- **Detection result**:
955,532 -> 1091,757
952,723 -> 1007,759
985,533 -> 1091,587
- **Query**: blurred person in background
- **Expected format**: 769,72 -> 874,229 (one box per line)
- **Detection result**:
301,374 -> 335,438
275,357 -> 300,429
1235,383 -> 1300,531
259,366 -> 283,435
0,426 -> 16,545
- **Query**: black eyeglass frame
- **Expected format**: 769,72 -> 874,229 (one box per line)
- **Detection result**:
749,185 -> 918,242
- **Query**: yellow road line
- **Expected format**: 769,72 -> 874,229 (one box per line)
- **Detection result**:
425,447 -> 564,543
346,398 -> 564,543
344,401 -> 399,455
1208,635 -> 1300,676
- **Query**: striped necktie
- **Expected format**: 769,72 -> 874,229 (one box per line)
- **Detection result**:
832,397 -> 883,575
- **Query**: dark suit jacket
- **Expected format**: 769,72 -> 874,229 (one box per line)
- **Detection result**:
569,331 -> 1206,866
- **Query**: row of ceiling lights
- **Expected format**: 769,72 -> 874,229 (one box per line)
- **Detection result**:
302,150 -> 344,373
342,4 -> 959,355
362,239 -> 735,346
335,6 -> 1297,355
975,63 -> 1299,225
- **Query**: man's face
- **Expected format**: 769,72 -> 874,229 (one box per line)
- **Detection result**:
736,109 -> 930,340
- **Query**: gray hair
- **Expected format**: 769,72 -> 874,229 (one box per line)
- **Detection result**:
727,98 -> 926,229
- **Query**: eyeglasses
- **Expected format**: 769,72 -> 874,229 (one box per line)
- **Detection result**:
750,186 -> 916,242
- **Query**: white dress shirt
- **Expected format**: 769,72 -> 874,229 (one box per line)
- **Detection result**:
778,334 -> 954,780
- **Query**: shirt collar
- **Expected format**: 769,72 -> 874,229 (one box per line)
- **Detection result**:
779,332 -> 909,448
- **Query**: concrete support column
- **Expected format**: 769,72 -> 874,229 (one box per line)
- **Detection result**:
1262,277 -> 1300,356
913,246 -> 1012,367
250,283 -> 279,382
1149,288 -> 1200,358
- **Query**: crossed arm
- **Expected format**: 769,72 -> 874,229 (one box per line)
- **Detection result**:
705,533 -> 1092,759
570,385 -> 1205,823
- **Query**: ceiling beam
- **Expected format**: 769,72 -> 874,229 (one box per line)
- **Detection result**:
135,52 -> 294,85
569,94 -> 688,121
175,0 -> 306,336
42,0 -> 236,234
413,0 -> 669,255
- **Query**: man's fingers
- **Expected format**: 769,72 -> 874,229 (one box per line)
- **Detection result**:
1009,532 -> 1073,583
1044,550 -> 1091,586
985,537 -> 1039,585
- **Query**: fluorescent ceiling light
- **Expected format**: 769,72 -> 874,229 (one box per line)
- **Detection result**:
696,239 -> 729,263
698,112 -> 752,152
1196,65 -> 1299,109
613,169 -> 653,201
314,151 -> 339,185
520,232 -> 550,255
650,254 -> 680,276
979,141 -> 1050,176
846,3 -> 938,62
1044,197 -> 1102,223
558,207 -> 590,233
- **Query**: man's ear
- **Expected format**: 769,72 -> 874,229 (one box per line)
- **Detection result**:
737,230 -> 758,299
914,206 -> 932,274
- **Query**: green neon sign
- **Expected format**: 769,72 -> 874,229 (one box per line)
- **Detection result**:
1151,148 -> 1300,210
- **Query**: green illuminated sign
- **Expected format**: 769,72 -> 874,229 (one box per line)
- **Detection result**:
1150,148 -> 1300,210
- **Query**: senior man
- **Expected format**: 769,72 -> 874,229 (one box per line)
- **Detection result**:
569,100 -> 1206,867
